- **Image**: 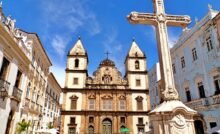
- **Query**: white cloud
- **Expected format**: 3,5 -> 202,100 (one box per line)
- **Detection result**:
40,0 -> 101,57
51,35 -> 68,58
168,32 -> 179,48
41,0 -> 101,35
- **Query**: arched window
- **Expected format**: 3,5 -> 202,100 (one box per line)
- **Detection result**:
135,60 -> 140,70
74,59 -> 79,68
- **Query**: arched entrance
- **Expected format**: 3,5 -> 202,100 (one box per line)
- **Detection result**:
194,120 -> 205,134
6,111 -> 14,134
102,118 -> 112,134
88,125 -> 94,134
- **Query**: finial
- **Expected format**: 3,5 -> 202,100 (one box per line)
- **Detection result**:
78,36 -> 81,40
208,4 -> 212,11
195,17 -> 198,24
132,37 -> 135,42
105,51 -> 111,59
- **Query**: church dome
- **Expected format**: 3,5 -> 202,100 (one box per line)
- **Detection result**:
99,58 -> 115,67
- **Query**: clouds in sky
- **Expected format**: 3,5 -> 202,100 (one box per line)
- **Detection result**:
40,0 -> 101,59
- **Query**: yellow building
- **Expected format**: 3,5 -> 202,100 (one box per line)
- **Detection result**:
61,39 -> 150,134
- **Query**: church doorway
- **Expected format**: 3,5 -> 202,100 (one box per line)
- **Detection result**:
89,125 -> 94,134
5,110 -> 14,134
194,120 -> 205,134
102,118 -> 112,134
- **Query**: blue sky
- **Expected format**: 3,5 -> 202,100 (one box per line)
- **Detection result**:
2,0 -> 220,86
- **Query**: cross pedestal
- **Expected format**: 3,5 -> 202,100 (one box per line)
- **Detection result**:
128,0 -> 199,133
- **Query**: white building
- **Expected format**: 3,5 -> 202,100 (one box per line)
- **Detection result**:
41,73 -> 62,131
148,63 -> 161,109
149,7 -> 220,133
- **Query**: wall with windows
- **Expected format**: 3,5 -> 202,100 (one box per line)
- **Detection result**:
0,21 -> 31,133
170,10 -> 220,133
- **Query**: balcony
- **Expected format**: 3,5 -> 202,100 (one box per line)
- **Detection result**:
0,78 -> 10,100
212,94 -> 220,105
185,99 -> 203,109
185,94 -> 220,110
12,87 -> 22,102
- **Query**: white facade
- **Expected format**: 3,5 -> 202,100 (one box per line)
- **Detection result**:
42,73 -> 61,131
148,63 -> 161,109
149,9 -> 220,133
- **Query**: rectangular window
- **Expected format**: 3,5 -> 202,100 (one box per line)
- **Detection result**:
73,78 -> 78,85
206,36 -> 213,51
137,100 -> 143,110
185,87 -> 191,102
70,117 -> 76,124
89,117 -> 94,123
136,79 -> 141,87
89,99 -> 95,110
214,76 -> 220,94
210,122 -> 217,128
68,128 -> 75,134
102,100 -> 112,110
198,82 -> 206,98
0,57 -> 10,79
15,70 -> 22,88
138,117 -> 143,124
172,63 -> 176,74
181,57 -> 185,68
192,48 -> 198,61
120,117 -> 125,124
71,100 -> 77,110
119,100 -> 126,110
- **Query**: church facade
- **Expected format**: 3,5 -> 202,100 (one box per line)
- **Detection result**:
61,39 -> 150,134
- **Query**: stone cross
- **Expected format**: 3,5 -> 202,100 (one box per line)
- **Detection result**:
127,0 -> 191,101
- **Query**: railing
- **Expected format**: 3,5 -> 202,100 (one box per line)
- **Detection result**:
185,94 -> 220,110
85,84 -> 129,90
212,94 -> 220,104
0,78 -> 10,99
12,87 -> 22,101
185,98 -> 204,109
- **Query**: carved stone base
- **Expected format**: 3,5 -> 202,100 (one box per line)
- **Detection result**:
149,100 -> 198,134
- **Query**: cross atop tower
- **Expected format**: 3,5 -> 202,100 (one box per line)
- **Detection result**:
105,51 -> 111,59
127,0 -> 191,101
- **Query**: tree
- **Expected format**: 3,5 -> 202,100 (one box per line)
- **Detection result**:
47,122 -> 54,129
16,120 -> 31,134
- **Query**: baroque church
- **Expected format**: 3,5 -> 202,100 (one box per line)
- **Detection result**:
61,38 -> 150,134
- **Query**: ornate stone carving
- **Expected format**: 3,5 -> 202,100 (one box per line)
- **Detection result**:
5,15 -> 16,32
69,95 -> 78,100
88,58 -> 128,86
172,114 -> 186,127
135,96 -> 143,101
118,95 -> 126,100
101,94 -> 113,99
88,93 -> 96,99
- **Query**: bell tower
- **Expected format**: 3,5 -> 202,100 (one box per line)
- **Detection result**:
125,39 -> 148,90
65,38 -> 88,89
